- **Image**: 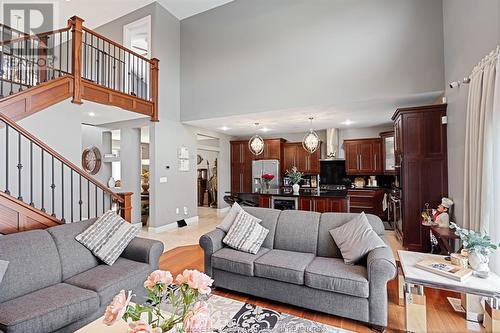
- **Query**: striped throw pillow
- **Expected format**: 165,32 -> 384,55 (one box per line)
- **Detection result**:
223,209 -> 268,254
76,210 -> 140,265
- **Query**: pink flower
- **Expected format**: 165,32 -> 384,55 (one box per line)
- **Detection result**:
183,301 -> 212,333
128,320 -> 162,333
103,290 -> 132,326
144,270 -> 173,290
175,270 -> 213,295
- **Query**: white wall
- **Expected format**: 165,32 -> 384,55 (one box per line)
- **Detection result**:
442,0 -> 500,224
180,0 -> 445,122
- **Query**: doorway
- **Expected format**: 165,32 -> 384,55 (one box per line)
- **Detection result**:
123,16 -> 151,58
196,134 -> 220,209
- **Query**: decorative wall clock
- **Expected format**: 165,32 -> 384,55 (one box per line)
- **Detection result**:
81,146 -> 102,175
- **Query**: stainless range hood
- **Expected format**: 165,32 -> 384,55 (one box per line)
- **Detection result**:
321,128 -> 344,160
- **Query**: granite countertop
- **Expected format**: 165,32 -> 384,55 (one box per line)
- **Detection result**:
233,188 -> 348,198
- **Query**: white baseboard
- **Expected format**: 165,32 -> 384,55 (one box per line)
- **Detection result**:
147,215 -> 199,233
217,207 -> 230,215
185,216 -> 199,225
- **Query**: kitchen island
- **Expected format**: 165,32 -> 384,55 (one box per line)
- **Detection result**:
232,188 -> 349,213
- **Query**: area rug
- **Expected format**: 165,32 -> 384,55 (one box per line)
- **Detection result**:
162,294 -> 352,333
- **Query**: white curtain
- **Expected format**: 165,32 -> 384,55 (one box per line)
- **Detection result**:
463,46 -> 500,273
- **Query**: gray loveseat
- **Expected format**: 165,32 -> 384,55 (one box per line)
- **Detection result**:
0,219 -> 164,333
200,207 -> 396,329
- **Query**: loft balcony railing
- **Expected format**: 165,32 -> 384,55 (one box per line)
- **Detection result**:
0,16 -> 159,121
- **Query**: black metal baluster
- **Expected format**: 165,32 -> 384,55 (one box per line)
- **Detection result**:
83,31 -> 87,78
17,132 -> 22,200
121,49 -> 125,94
102,190 -> 105,214
95,184 -> 97,217
113,45 -> 116,90
4,124 -> 9,195
90,34 -> 94,81
29,141 -> 33,206
79,175 -> 82,220
87,180 -> 90,219
18,40 -> 23,92
0,24 -> 4,98
51,155 -> 55,216
51,36 -> 55,80
30,39 -> 35,86
70,170 -> 74,222
61,162 -> 65,222
96,38 -> 100,84
128,52 -> 131,94
66,29 -> 69,74
107,42 -> 111,88
10,49 -> 14,95
41,149 -> 45,212
58,31 -> 62,77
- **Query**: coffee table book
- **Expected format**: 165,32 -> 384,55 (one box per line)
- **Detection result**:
416,259 -> 473,282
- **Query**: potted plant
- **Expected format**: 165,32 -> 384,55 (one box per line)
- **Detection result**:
450,222 -> 500,277
261,173 -> 274,191
286,166 -> 303,194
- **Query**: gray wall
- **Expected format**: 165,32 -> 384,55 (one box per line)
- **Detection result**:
443,0 -> 500,224
180,0 -> 445,122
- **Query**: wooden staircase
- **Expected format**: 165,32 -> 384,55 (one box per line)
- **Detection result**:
0,17 -> 158,234
0,17 -> 159,121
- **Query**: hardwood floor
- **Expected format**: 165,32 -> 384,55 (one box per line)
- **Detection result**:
160,245 -> 485,333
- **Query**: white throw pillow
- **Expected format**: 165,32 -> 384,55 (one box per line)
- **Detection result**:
217,202 -> 243,232
0,260 -> 8,284
223,209 -> 268,254
76,210 -> 140,265
329,212 -> 387,264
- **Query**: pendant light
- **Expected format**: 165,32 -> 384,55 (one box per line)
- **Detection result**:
248,123 -> 265,156
302,117 -> 320,153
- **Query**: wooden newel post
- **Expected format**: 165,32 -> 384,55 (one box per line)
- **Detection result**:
70,16 -> 84,104
117,192 -> 133,222
150,58 -> 159,122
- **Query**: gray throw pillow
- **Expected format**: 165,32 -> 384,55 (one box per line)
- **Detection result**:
329,212 -> 387,264
223,209 -> 268,254
0,260 -> 8,284
217,202 -> 243,232
76,210 -> 140,265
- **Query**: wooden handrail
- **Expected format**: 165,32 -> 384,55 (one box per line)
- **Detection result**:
0,25 -> 71,46
0,112 -> 123,203
82,27 -> 153,64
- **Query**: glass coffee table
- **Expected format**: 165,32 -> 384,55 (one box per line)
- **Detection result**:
398,250 -> 500,333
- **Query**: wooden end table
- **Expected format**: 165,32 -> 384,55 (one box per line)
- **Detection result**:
398,250 -> 500,333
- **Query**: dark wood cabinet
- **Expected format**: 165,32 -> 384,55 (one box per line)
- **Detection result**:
253,139 -> 285,161
380,131 -> 396,175
259,196 -> 271,208
299,197 -> 347,213
283,143 -> 321,174
344,139 -> 382,175
347,189 -> 385,219
230,141 -> 252,193
392,104 -> 448,252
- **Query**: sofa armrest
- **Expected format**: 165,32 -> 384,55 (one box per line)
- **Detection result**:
199,229 -> 226,277
121,237 -> 164,270
366,244 -> 397,327
199,229 -> 225,256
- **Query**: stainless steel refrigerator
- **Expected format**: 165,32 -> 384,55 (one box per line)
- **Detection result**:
252,160 -> 280,192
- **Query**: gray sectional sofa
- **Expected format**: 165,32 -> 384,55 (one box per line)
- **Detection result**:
200,207 -> 397,329
0,219 -> 164,333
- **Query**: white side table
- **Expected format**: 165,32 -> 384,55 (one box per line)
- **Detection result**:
398,250 -> 500,333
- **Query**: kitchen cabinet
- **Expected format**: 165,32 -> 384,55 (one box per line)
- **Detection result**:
344,139 -> 382,175
347,189 -> 385,219
257,139 -> 285,160
380,131 -> 396,175
230,141 -> 253,193
259,196 -> 271,208
283,143 -> 321,174
299,197 -> 347,213
392,104 -> 448,252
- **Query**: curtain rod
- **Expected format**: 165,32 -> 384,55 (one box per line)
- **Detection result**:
449,45 -> 499,89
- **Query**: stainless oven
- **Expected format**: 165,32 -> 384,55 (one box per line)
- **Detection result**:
271,196 -> 298,210
390,190 -> 403,242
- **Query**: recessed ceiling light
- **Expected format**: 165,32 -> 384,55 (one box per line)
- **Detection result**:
341,119 -> 354,126
260,127 -> 271,132
88,112 -> 96,117
219,126 -> 230,131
